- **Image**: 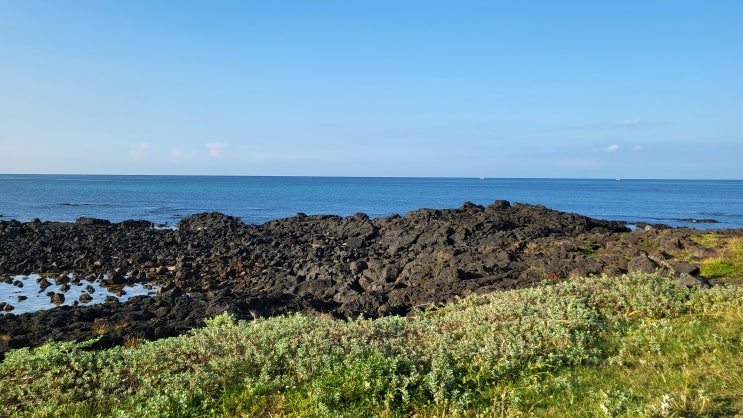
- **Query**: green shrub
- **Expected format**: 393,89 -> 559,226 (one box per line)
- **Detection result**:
1,273 -> 742,417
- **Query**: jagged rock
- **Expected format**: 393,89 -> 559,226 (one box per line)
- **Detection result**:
109,270 -> 127,285
627,253 -> 659,274
0,201 -> 739,356
668,261 -> 701,276
76,217 -> 111,226
50,293 -> 65,305
119,219 -> 154,229
176,212 -> 243,231
36,277 -> 52,291
676,273 -> 711,288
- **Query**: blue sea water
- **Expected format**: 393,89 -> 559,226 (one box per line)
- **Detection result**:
1,174 -> 742,229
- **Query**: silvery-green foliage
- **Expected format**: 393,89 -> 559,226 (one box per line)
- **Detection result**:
1,272 -> 741,416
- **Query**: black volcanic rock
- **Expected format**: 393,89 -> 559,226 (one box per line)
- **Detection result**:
176,212 -> 244,231
1,200 -> 735,356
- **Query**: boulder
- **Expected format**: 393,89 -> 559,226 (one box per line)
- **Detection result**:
176,212 -> 243,231
36,277 -> 52,291
668,261 -> 701,276
627,254 -> 659,274
76,218 -> 111,226
676,273 -> 711,288
119,220 -> 154,229
50,293 -> 65,305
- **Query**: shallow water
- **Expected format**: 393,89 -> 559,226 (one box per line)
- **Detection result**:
0,274 -> 159,315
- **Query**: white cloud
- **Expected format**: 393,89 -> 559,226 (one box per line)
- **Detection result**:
633,145 -> 643,151
205,142 -> 226,157
602,144 -> 620,153
130,143 -> 150,159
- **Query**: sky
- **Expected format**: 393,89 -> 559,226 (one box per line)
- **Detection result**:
1,1 -> 741,179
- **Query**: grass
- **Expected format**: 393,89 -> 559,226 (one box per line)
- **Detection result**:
1,273 -> 742,417
689,234 -> 743,282
486,306 -> 743,417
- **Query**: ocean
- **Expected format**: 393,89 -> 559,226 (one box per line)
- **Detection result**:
1,174 -> 742,229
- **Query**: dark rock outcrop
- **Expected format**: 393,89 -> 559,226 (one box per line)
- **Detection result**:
0,200 -> 737,356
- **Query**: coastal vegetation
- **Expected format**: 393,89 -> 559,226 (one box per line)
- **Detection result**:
691,233 -> 743,282
1,272 -> 741,417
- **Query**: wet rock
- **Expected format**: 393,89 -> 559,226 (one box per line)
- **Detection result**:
50,293 -> 65,305
109,270 -> 127,285
636,222 -> 672,231
76,217 -> 111,226
677,218 -> 719,224
36,277 -> 52,291
79,293 -> 93,303
17,295 -> 27,302
54,274 -> 70,285
176,212 -> 243,231
119,219 -> 154,229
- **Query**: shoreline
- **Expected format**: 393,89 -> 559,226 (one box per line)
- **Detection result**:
2,200 -> 741,355
3,176 -> 743,230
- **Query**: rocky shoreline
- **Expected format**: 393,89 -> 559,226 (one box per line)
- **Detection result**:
1,200 -> 739,356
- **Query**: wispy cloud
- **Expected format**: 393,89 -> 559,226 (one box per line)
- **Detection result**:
615,119 -> 647,126
205,142 -> 226,157
602,144 -> 620,153
633,145 -> 643,151
578,119 -> 653,129
130,143 -> 150,159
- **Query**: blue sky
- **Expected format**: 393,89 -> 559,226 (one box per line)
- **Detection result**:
1,1 -> 741,178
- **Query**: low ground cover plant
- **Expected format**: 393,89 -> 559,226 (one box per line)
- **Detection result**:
1,272 -> 741,417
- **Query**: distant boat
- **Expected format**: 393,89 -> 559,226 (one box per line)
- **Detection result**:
479,176 -> 485,180
616,178 -> 621,181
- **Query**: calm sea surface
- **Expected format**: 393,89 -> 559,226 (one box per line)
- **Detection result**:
1,175 -> 742,229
